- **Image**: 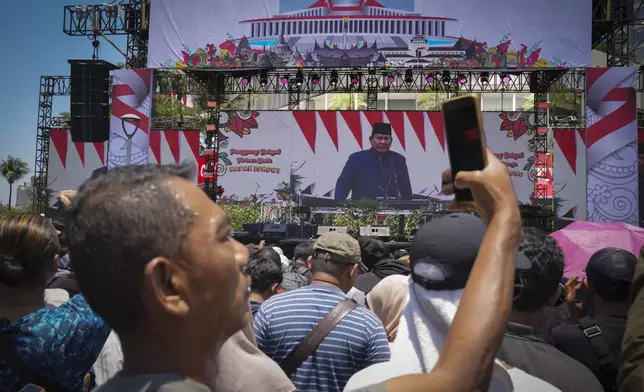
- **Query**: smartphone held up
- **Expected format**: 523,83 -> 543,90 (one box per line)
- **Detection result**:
441,95 -> 487,203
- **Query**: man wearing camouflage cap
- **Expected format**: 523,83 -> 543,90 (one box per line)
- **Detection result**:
253,232 -> 390,392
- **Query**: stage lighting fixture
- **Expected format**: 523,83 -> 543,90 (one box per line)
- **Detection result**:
311,74 -> 320,85
295,70 -> 304,86
386,73 -> 395,83
280,75 -> 289,85
350,74 -> 359,85
442,71 -> 451,85
259,71 -> 268,86
501,73 -> 511,84
241,75 -> 250,86
75,5 -> 90,19
104,3 -> 119,19
458,74 -> 467,85
480,72 -> 490,84
404,69 -> 413,84
426,73 -> 435,83
330,70 -> 339,86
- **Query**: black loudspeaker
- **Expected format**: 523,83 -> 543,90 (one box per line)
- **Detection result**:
69,60 -> 117,143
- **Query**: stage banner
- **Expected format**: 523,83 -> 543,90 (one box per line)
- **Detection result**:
47,129 -> 107,206
216,111 -> 535,204
148,0 -> 591,69
552,128 -> 588,220
108,69 -> 152,169
586,67 -> 638,224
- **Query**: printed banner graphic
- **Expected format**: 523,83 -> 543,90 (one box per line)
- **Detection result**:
108,69 -> 153,169
586,67 -> 638,224
148,0 -> 591,69
552,128 -> 587,220
217,111 -> 537,204
47,129 -> 107,206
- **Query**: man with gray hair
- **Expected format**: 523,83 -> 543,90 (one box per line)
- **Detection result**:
254,231 -> 390,392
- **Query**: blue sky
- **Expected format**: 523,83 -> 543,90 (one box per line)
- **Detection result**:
0,0 -> 124,206
280,0 -> 414,13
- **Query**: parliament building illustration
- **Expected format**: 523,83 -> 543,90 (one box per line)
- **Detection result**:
238,0 -> 465,67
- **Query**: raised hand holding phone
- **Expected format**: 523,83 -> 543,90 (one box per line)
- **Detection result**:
441,95 -> 487,204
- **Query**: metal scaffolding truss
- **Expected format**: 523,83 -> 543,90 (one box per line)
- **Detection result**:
33,76 -> 71,213
156,68 -> 587,96
63,1 -> 150,68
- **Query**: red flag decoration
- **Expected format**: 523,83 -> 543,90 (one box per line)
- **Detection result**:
385,111 -> 406,150
184,130 -> 201,162
73,142 -> 85,167
553,129 -> 577,175
293,111 -> 317,153
427,112 -> 445,151
406,112 -> 426,151
318,111 -> 339,151
93,142 -> 105,165
341,111 -> 363,149
363,111 -> 384,132
163,130 -> 181,164
149,130 -> 161,164
50,130 -> 69,169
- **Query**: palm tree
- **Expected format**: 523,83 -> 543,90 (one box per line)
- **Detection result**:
0,156 -> 30,210
417,93 -> 451,111
328,94 -> 367,110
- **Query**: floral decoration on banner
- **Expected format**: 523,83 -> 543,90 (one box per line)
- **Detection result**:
499,112 -> 532,140
164,32 -> 568,70
222,111 -> 260,138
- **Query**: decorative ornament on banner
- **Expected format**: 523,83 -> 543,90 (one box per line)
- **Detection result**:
214,110 -> 536,204
552,128 -> 587,220
108,69 -> 152,169
585,67 -> 638,225
148,0 -> 591,69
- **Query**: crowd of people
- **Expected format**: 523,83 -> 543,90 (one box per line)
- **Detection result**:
2,150 -> 644,391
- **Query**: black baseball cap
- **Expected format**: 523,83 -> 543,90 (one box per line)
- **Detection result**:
410,213 -> 532,291
586,247 -> 636,290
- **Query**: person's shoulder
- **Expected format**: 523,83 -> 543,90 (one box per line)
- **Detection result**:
551,322 -> 584,343
349,150 -> 370,159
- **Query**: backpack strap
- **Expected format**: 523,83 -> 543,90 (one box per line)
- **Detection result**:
0,332 -> 58,392
279,299 -> 358,377
578,317 -> 617,371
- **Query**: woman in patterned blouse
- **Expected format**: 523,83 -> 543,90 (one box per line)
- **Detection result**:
0,214 -> 110,391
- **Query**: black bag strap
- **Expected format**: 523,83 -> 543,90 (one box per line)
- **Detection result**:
578,317 -> 617,371
279,299 -> 358,377
0,332 -> 57,392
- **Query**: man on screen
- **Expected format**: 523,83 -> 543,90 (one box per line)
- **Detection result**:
335,123 -> 413,201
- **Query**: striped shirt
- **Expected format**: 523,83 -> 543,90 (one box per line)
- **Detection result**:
253,285 -> 390,392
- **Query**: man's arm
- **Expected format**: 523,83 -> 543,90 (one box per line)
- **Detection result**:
618,246 -> 644,392
335,155 -> 356,201
373,148 -> 522,392
396,156 -> 413,200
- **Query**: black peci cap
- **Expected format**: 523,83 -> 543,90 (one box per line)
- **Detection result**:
586,247 -> 636,289
410,213 -> 531,291
372,123 -> 392,136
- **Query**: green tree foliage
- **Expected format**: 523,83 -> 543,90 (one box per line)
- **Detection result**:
328,94 -> 367,110
220,205 -> 261,231
0,156 -> 30,210
521,92 -> 581,114
416,93 -> 450,111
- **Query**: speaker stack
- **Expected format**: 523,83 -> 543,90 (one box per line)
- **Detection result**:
68,60 -> 118,143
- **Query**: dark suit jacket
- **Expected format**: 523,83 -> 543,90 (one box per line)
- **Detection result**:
334,149 -> 412,201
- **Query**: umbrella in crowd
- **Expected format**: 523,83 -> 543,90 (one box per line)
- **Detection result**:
550,221 -> 644,277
